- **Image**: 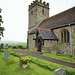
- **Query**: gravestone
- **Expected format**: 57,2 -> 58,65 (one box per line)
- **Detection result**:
5,44 -> 8,49
8,46 -> 12,48
4,51 -> 10,58
1,43 -> 4,49
54,68 -> 66,75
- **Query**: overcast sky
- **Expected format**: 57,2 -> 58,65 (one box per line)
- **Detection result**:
0,0 -> 75,42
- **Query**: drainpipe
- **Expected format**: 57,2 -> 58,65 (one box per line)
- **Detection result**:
69,24 -> 72,55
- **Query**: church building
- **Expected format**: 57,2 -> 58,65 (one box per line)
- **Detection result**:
27,0 -> 75,56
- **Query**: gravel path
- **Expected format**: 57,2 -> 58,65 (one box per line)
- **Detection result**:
12,50 -> 75,68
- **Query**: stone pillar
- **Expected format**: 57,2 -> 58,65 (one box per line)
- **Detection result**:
41,46 -> 44,53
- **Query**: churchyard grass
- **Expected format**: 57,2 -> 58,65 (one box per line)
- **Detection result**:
25,49 -> 34,52
0,51 -> 75,75
44,53 -> 75,62
0,53 -> 53,75
29,56 -> 75,75
1,48 -> 21,52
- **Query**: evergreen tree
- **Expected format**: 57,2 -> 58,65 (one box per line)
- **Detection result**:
0,8 -> 5,54
0,8 -> 5,38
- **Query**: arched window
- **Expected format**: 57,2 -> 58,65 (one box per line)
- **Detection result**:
61,30 -> 69,43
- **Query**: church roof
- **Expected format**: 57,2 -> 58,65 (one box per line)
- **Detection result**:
38,6 -> 75,29
38,29 -> 58,40
29,6 -> 75,34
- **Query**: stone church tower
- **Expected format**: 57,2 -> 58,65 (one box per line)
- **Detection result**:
27,0 -> 50,49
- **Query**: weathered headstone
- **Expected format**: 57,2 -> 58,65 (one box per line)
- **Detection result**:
5,44 -> 8,49
1,43 -> 4,49
8,46 -> 12,48
4,51 -> 10,58
54,68 -> 66,75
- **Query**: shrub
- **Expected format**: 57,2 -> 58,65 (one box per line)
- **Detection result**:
13,46 -> 17,49
69,55 -> 73,57
17,45 -> 23,49
21,56 -> 31,64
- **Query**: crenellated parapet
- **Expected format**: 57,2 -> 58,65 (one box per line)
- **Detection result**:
29,0 -> 49,10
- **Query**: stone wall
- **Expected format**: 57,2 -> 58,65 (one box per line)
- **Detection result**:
53,25 -> 75,56
28,34 -> 35,50
43,40 -> 58,54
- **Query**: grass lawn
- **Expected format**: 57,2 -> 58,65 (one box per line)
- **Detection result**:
1,50 -> 75,75
0,53 -> 53,75
44,53 -> 75,62
30,56 -> 75,75
25,49 -> 34,52
1,48 -> 21,51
